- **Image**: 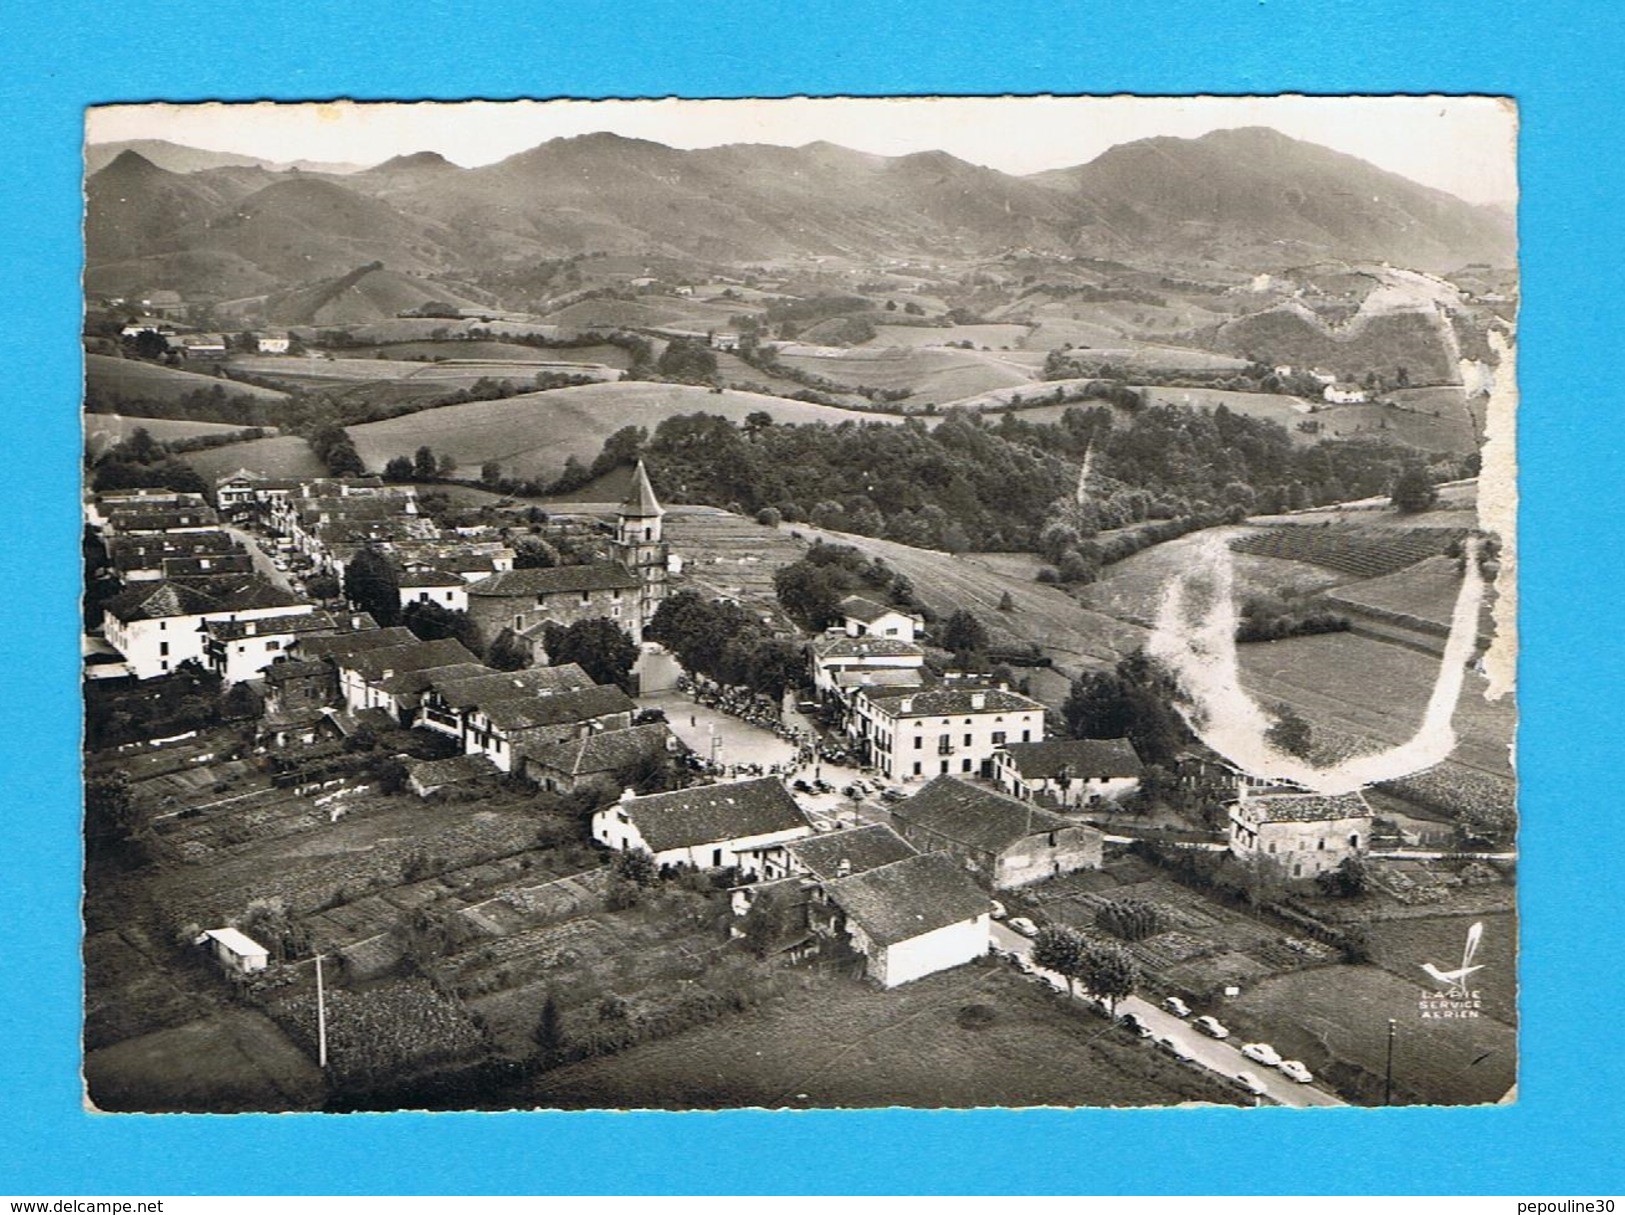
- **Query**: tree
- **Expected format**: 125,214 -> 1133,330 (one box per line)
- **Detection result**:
998,590 -> 1016,612
511,535 -> 559,569
383,455 -> 415,482
342,545 -> 402,627
480,459 -> 502,486
941,609 -> 990,655
1094,898 -> 1165,942
1266,702 -> 1314,759
402,599 -> 481,653
85,771 -> 144,865
655,337 -> 718,383
413,445 -> 438,481
744,638 -> 803,702
533,991 -> 566,1062
437,452 -> 458,478
486,627 -> 530,672
615,748 -> 682,796
1080,941 -> 1138,1015
1316,854 -> 1370,898
1391,464 -> 1439,514
611,846 -> 659,887
546,618 -> 638,690
1030,925 -> 1086,997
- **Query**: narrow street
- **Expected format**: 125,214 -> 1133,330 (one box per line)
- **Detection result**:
988,921 -> 1347,1109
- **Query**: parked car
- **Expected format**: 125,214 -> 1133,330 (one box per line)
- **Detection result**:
1241,1042 -> 1283,1068
1233,1071 -> 1268,1098
1158,1036 -> 1194,1061
1007,917 -> 1039,937
1193,1015 -> 1230,1040
1162,996 -> 1192,1018
989,900 -> 1007,920
1121,1014 -> 1153,1040
792,780 -> 811,793
880,787 -> 908,803
1277,1060 -> 1314,1084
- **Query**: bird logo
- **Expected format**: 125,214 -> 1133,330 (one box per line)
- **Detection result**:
1420,921 -> 1485,997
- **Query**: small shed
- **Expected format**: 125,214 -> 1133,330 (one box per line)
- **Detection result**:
198,927 -> 270,975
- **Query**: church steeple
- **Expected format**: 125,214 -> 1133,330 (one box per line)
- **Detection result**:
613,460 -> 669,631
619,460 -> 664,523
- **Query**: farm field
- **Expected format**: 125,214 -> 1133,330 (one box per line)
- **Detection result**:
1313,399 -> 1478,454
1229,522 -> 1465,579
85,1008 -> 326,1113
710,351 -> 863,404
1078,528 -> 1348,626
1234,630 -> 1515,779
1222,961 -> 1514,1106
85,413 -> 254,453
86,353 -> 289,403
1135,385 -> 1316,431
663,509 -> 811,625
542,296 -> 749,332
864,322 -> 1034,349
524,959 -> 1240,1109
1326,555 -> 1489,637
346,382 -> 914,483
373,340 -> 633,370
179,434 -> 326,481
776,346 -> 1034,406
784,522 -> 1146,677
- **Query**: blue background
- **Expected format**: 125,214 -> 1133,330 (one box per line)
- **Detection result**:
3,0 -> 1622,1195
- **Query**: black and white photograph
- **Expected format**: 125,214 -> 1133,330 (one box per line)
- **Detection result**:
79,96 -> 1517,1114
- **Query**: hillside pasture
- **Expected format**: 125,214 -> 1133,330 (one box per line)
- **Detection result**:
375,340 -> 633,369
776,345 -> 1034,406
542,296 -> 749,332
1313,398 -> 1478,454
178,434 -> 327,481
347,382 -> 915,483
86,354 -> 289,403
1136,384 -> 1317,432
1324,556 -> 1477,636
785,522 -> 1145,678
863,323 -> 1035,350
85,413 -> 255,454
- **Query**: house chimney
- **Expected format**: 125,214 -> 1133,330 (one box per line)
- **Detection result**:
970,691 -> 986,710
899,696 -> 913,714
836,858 -> 851,878
621,787 -> 637,804
245,621 -> 256,636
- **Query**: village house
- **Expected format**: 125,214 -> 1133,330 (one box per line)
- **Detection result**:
197,927 -> 269,976
784,823 -> 918,882
840,594 -> 923,641
335,637 -> 480,721
475,684 -> 637,773
1323,382 -> 1369,405
521,721 -> 680,794
105,530 -> 243,582
814,852 -> 993,988
101,576 -> 310,679
1227,788 -> 1373,879
398,566 -> 469,613
259,658 -> 338,747
467,565 -> 643,654
993,737 -> 1145,809
890,776 -> 1103,890
203,609 -> 347,685
849,685 -> 1046,782
406,753 -> 502,798
256,331 -> 291,354
88,489 -> 210,530
168,333 -> 228,360
417,663 -> 596,744
809,634 -> 928,700
592,777 -> 813,879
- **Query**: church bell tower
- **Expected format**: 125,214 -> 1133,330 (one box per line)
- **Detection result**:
613,460 -> 669,632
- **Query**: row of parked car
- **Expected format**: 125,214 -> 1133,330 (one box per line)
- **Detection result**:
1125,999 -> 1315,1090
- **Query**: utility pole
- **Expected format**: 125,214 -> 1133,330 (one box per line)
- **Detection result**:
1383,1018 -> 1397,1105
315,953 -> 329,1070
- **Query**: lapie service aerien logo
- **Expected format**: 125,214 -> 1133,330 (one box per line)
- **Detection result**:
1418,920 -> 1485,1018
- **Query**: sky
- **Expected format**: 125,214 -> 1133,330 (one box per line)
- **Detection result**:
86,95 -> 1519,206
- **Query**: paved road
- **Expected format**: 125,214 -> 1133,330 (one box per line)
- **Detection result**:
222,524 -> 296,594
988,922 -> 1346,1109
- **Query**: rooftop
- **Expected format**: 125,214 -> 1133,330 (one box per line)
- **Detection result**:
823,852 -> 991,946
427,663 -> 595,709
892,776 -> 1082,854
612,776 -> 810,854
527,722 -> 677,777
1237,790 -> 1373,823
784,824 -> 917,881
294,626 -> 416,661
840,594 -> 910,624
864,686 -> 1043,720
619,460 -> 665,519
813,635 -> 926,661
1001,737 -> 1144,781
468,564 -> 641,597
488,683 -> 635,732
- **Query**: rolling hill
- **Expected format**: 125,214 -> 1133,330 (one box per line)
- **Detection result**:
85,354 -> 290,405
345,381 -> 920,481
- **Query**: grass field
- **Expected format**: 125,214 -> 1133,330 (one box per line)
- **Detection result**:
542,296 -> 749,331
180,434 -> 327,481
1235,630 -> 1515,779
864,323 -> 1034,350
1136,385 -> 1317,431
373,340 -> 633,369
1325,556 -> 1478,634
785,523 -> 1145,679
1363,911 -> 1516,1025
524,959 -> 1241,1109
86,354 -> 289,403
85,413 -> 255,453
1313,399 -> 1478,454
1222,962 -> 1514,1106
85,1008 -> 326,1113
776,346 -> 1035,406
347,382 -> 914,482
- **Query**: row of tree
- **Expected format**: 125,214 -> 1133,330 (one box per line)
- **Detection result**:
645,590 -> 804,702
